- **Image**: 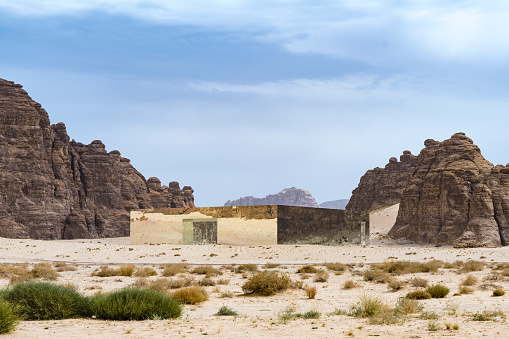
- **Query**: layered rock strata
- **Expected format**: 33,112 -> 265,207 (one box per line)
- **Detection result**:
0,78 -> 194,239
348,132 -> 509,247
225,187 -> 320,208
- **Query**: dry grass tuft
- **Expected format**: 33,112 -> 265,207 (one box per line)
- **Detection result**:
92,265 -> 135,277
161,263 -> 188,277
191,266 -> 223,277
53,263 -> 77,272
409,277 -> 428,288
461,274 -> 478,286
297,265 -> 319,274
313,270 -> 329,283
305,285 -> 317,299
242,270 -> 291,296
343,280 -> 356,289
134,267 -> 157,277
171,286 -> 208,305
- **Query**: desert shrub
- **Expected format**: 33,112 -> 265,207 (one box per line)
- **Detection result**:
53,262 -> 77,272
420,311 -> 440,320
460,260 -> 485,273
409,277 -> 428,288
483,273 -> 502,281
372,261 -> 441,275
297,265 -> 318,274
296,310 -> 320,319
263,263 -> 280,269
493,289 -> 505,297
290,280 -> 304,290
0,300 -> 18,334
461,274 -> 478,286
363,269 -> 392,283
2,281 -> 90,320
92,265 -> 135,277
161,263 -> 188,277
324,262 -> 347,273
198,277 -> 216,286
242,271 -> 291,296
313,270 -> 329,283
501,268 -> 509,276
215,305 -> 238,316
134,267 -> 157,277
388,279 -> 405,292
444,323 -> 459,330
300,273 -> 310,280
278,306 -> 297,324
479,282 -> 502,291
428,321 -> 441,331
343,280 -> 356,289
459,286 -> 474,294
191,266 -> 222,277
350,295 -> 388,317
131,278 -> 183,294
217,278 -> 230,285
237,264 -> 258,272
91,288 -> 181,320
471,310 -> 504,321
305,286 -> 317,299
171,286 -> 208,304
8,263 -> 60,284
427,284 -> 449,298
405,290 -> 431,300
220,290 -> 234,298
117,265 -> 135,276
0,263 -> 30,279
394,297 -> 423,315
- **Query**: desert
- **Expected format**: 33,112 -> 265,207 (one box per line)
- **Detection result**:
0,206 -> 508,338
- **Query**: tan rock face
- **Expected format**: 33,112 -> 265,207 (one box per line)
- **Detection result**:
224,187 -> 320,208
0,78 -> 195,239
349,132 -> 509,247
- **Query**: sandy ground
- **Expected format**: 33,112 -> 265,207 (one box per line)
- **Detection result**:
1,205 -> 509,338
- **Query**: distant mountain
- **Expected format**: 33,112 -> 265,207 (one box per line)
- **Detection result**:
224,187 -> 320,208
319,199 -> 349,210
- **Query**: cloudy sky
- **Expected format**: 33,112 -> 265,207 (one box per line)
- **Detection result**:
2,1 -> 509,206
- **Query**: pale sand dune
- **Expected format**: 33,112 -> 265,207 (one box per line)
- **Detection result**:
1,234 -> 509,338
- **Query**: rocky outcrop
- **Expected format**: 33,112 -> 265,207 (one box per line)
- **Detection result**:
0,78 -> 194,239
319,199 -> 349,210
346,151 -> 419,211
225,187 -> 320,208
348,132 -> 509,247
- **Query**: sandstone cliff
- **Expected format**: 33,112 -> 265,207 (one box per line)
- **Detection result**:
0,78 -> 195,239
225,187 -> 320,208
346,151 -> 419,211
348,132 -> 509,247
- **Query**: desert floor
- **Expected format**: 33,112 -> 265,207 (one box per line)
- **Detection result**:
1,206 -> 509,338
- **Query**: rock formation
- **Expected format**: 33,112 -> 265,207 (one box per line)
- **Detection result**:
225,187 -> 320,208
346,151 -> 419,211
0,78 -> 194,239
348,132 -> 509,247
319,199 -> 349,210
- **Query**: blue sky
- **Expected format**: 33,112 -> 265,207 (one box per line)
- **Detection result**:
2,1 -> 509,206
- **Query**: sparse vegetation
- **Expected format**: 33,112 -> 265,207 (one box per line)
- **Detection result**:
459,260 -> 485,273
419,311 -> 440,320
263,263 -> 280,269
170,286 -> 208,305
191,266 -> 223,277
459,286 -> 474,294
363,269 -> 393,283
343,280 -> 356,289
427,321 -> 441,331
237,264 -> 258,272
461,274 -> 478,286
394,297 -> 423,315
92,265 -> 135,277
215,306 -> 238,316
313,270 -> 329,283
471,310 -> 504,321
53,262 -> 77,272
242,271 -> 291,296
91,288 -> 181,320
305,285 -> 317,299
388,279 -> 405,291
371,260 -> 442,275
161,263 -> 188,277
324,262 -> 347,273
444,322 -> 459,330
134,267 -> 158,277
409,277 -> 429,288
297,265 -> 318,274
426,284 -> 449,298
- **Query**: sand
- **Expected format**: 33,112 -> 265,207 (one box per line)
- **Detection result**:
1,205 -> 509,338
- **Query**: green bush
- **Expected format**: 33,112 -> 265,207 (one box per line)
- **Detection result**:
426,284 -> 449,298
0,299 -> 18,334
215,306 -> 238,316
1,281 -> 90,320
91,288 -> 181,320
242,271 -> 291,296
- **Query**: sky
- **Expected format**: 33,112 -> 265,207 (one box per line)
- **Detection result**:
2,1 -> 509,207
